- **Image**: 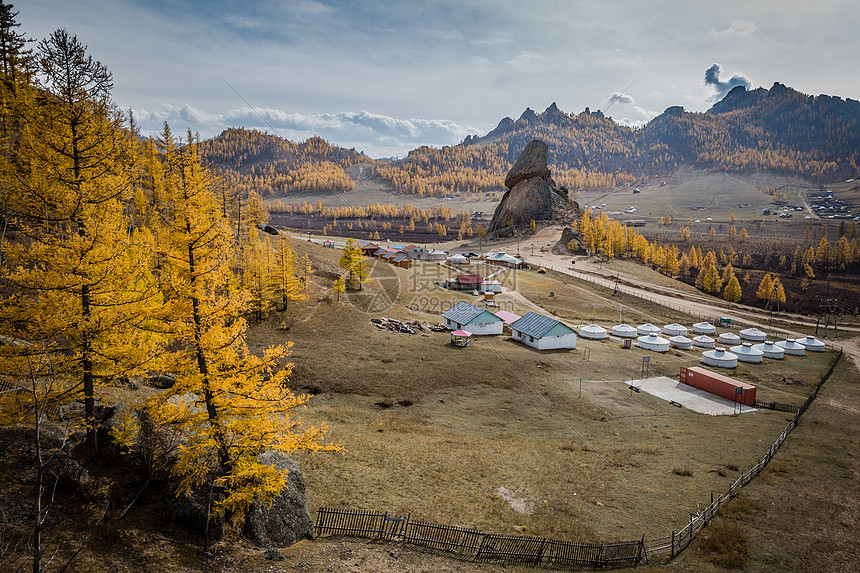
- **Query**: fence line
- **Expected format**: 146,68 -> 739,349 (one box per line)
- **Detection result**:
314,350 -> 842,569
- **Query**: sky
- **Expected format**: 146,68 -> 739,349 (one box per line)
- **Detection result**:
16,0 -> 860,158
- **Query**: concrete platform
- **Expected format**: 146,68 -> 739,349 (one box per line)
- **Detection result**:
632,376 -> 757,415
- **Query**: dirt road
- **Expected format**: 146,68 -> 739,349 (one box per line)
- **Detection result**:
477,224 -> 860,370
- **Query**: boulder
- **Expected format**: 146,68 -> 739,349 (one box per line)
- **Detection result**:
243,451 -> 313,548
488,140 -> 578,236
555,226 -> 584,253
504,140 -> 550,189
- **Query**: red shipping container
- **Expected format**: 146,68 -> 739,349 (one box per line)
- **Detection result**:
680,366 -> 756,406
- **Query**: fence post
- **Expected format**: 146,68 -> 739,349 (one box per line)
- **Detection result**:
671,530 -> 675,559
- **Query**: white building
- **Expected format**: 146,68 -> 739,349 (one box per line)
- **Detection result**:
511,312 -> 577,350
441,301 -> 504,335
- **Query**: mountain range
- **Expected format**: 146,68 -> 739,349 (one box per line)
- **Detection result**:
200,83 -> 860,198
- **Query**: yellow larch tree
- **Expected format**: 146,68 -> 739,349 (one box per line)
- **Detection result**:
0,29 -> 162,455
145,128 -> 340,542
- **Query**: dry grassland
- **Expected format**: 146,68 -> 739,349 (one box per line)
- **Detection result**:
246,239 -> 844,553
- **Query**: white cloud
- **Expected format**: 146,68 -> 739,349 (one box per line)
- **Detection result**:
131,105 -> 480,158
709,19 -> 757,38
608,92 -> 635,105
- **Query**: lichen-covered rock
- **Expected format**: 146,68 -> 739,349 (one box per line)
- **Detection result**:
242,451 -> 313,548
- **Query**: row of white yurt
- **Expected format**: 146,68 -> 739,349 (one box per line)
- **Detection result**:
730,343 -> 764,363
637,334 -> 670,352
776,339 -> 806,356
692,321 -> 716,335
718,332 -> 741,345
636,323 -> 661,336
703,347 -> 738,368
662,323 -> 688,337
753,341 -> 784,359
739,327 -> 768,342
579,324 -> 608,340
692,335 -> 716,348
669,335 -> 692,350
612,324 -> 638,338
798,335 -> 826,352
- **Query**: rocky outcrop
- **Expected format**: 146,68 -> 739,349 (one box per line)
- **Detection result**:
487,140 -> 578,236
555,226 -> 584,254
243,451 -> 313,548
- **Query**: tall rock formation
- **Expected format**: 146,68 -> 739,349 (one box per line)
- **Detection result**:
487,140 -> 578,236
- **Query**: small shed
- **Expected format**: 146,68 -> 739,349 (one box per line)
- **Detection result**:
692,322 -> 717,335
456,274 -> 483,290
511,312 -> 577,350
495,310 -> 521,329
359,241 -> 379,257
392,253 -> 412,269
481,280 -> 502,293
426,250 -> 447,261
441,301 -> 504,335
450,329 -> 472,347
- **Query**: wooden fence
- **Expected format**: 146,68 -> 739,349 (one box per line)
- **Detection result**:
315,350 -> 842,568
646,349 -> 842,560
754,400 -> 801,414
315,508 -> 645,570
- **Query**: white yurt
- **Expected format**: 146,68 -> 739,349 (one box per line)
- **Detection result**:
669,335 -> 693,350
739,328 -> 768,342
730,343 -> 764,363
447,253 -> 468,264
611,324 -> 638,338
637,334 -> 670,352
753,341 -> 784,359
636,323 -> 661,336
692,335 -> 716,348
579,324 -> 608,340
702,347 -> 738,368
775,339 -> 806,356
718,332 -> 741,346
692,321 -> 717,335
798,335 -> 826,352
662,323 -> 688,337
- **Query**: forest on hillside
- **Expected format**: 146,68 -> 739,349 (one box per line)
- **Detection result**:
199,128 -> 371,196
0,8 -> 338,570
373,90 -> 860,198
